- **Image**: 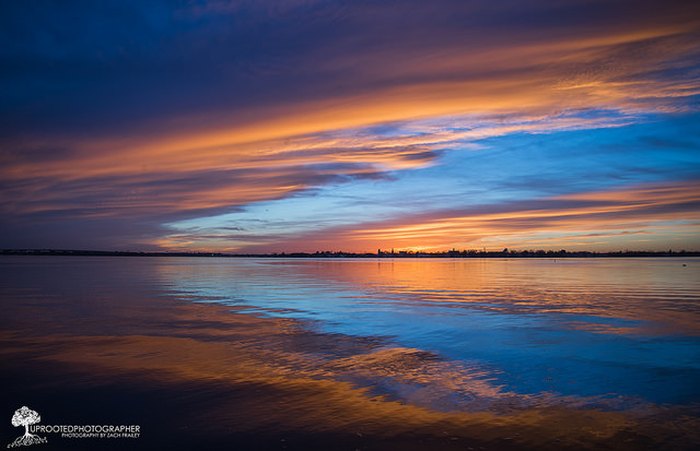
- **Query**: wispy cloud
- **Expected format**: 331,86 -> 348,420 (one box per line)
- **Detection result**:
222,180 -> 700,252
1,0 -> 699,249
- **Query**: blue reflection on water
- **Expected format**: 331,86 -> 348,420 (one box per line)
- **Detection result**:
161,258 -> 700,406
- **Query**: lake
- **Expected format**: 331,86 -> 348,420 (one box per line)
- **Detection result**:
1,256 -> 699,450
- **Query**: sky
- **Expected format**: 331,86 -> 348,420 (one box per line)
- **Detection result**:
1,0 -> 700,252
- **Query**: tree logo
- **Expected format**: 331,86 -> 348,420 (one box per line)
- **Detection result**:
6,406 -> 47,448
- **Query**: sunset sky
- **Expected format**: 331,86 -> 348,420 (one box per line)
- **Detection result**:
2,0 -> 700,252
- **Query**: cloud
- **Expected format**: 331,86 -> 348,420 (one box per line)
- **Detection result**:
1,0 -> 699,248
230,180 -> 700,252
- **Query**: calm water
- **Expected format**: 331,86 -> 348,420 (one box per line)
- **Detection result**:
2,256 -> 700,449
159,257 -> 700,405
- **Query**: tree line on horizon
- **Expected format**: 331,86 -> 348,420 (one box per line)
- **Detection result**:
1,248 -> 698,258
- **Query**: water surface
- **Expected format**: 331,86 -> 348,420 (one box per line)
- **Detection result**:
1,256 -> 699,450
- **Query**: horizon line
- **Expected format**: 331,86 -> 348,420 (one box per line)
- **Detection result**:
3,248 -> 700,258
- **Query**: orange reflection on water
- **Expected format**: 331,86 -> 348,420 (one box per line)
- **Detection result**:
267,258 -> 700,335
0,303 -> 645,449
2,256 -> 700,450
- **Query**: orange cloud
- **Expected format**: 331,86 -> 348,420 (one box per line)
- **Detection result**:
240,181 -> 700,252
4,17 -> 699,185
2,1 -> 699,249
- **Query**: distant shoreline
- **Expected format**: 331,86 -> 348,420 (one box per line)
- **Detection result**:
2,249 -> 699,258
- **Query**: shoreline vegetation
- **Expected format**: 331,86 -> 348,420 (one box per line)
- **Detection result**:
2,248 -> 699,258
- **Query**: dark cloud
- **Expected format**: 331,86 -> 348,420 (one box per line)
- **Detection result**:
1,0 -> 700,249
2,0 -> 698,137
